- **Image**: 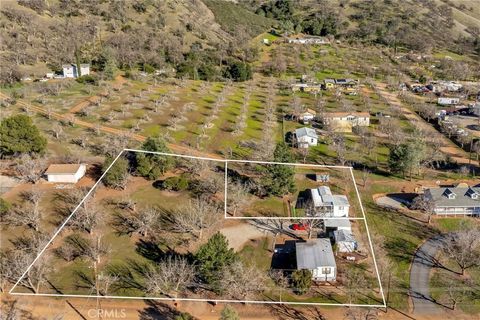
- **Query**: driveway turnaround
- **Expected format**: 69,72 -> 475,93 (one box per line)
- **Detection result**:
410,235 -> 445,315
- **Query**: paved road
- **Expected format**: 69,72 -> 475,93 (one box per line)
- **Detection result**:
410,235 -> 445,315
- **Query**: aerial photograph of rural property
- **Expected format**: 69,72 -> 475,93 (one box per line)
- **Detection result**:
0,0 -> 479,319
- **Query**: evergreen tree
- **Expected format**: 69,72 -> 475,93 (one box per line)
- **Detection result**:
260,142 -> 296,196
195,232 -> 238,292
102,156 -> 129,189
135,136 -> 173,180
291,269 -> 312,295
388,139 -> 426,179
220,305 -> 240,320
0,115 -> 47,155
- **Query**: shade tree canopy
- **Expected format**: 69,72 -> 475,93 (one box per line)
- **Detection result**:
0,115 -> 47,156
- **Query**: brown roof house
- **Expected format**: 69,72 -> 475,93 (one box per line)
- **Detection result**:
45,164 -> 87,183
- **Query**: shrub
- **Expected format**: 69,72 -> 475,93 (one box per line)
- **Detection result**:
163,175 -> 189,191
76,75 -> 98,85
143,63 -> 155,74
291,269 -> 312,295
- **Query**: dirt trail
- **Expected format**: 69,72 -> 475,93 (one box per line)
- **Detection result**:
0,92 -> 221,159
371,83 -> 477,166
68,75 -> 127,114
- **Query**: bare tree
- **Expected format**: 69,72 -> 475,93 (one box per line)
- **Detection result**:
145,256 -> 196,298
344,308 -> 378,320
132,207 -> 160,237
5,189 -> 43,232
9,250 -> 52,293
344,267 -> 370,304
361,168 -> 371,189
268,270 -> 289,302
442,227 -> 480,276
219,261 -> 266,300
51,123 -> 64,140
410,194 -> 435,224
15,154 -> 47,183
70,199 -> 102,234
303,200 -> 324,239
445,277 -> 471,311
227,180 -> 251,217
171,198 -> 220,240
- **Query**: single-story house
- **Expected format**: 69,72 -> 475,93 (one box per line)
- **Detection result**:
295,127 -> 318,148
322,112 -> 370,132
63,63 -> 90,78
323,79 -> 336,89
424,186 -> 480,216
311,186 -> 350,217
296,238 -> 336,281
45,164 -> 87,183
299,108 -> 317,124
333,229 -> 357,253
324,218 -> 352,232
335,78 -> 357,87
438,97 -> 460,106
291,83 -> 309,92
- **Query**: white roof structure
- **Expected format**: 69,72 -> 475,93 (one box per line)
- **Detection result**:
295,127 -> 318,140
324,219 -> 351,229
311,186 -> 349,207
333,229 -> 355,242
296,238 -> 336,269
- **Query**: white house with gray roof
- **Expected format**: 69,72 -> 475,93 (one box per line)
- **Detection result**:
310,186 -> 350,217
296,238 -> 336,281
295,127 -> 318,148
424,186 -> 480,216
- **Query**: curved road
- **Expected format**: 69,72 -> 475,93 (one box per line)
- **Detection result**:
410,235 -> 445,315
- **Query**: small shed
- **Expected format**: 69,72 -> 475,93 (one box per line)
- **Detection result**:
333,229 -> 357,253
296,238 -> 336,281
45,164 -> 87,183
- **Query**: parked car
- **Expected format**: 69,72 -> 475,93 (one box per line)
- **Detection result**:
290,223 -> 308,231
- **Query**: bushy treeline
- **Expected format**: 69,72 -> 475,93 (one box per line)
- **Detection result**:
256,0 -> 338,37
253,0 -> 480,55
0,0 -> 254,85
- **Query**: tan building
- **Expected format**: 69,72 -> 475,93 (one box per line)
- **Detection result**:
45,164 -> 87,183
322,112 -> 370,132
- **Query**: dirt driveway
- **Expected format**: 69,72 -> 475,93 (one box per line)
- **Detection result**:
219,221 -> 266,251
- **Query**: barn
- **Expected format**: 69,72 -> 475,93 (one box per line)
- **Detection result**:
45,164 -> 87,183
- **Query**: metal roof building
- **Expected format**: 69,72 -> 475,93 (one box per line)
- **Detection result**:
295,238 -> 337,281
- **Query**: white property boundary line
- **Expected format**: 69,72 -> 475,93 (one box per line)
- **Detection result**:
224,159 -> 365,220
9,149 -> 387,308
